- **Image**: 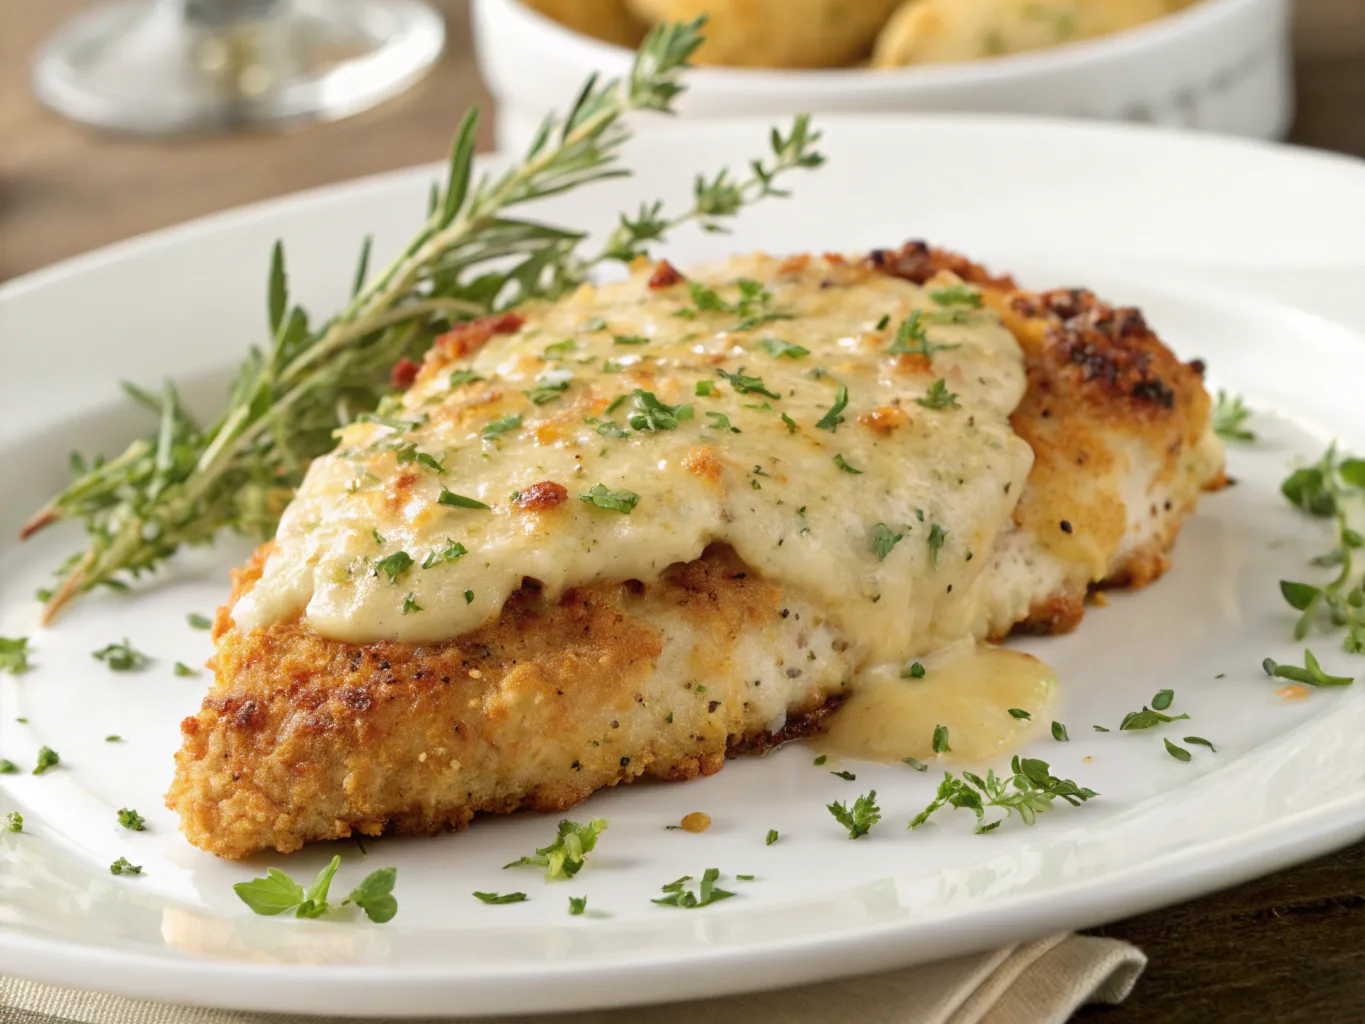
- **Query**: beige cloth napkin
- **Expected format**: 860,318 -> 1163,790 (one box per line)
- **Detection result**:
0,933 -> 1144,1024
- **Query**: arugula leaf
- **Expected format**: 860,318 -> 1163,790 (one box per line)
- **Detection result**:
504,818 -> 608,880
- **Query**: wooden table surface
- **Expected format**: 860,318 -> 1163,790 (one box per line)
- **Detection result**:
2,1 -> 1364,1020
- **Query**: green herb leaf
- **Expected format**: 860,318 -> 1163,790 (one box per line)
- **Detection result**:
1118,706 -> 1192,730
827,790 -> 881,840
927,522 -> 947,567
627,389 -> 693,431
579,483 -> 640,513
474,891 -> 528,904
872,523 -> 904,561
765,828 -> 779,845
932,724 -> 951,754
173,661 -> 198,677
756,337 -> 809,359
1262,651 -> 1355,687
481,415 -> 523,442
450,369 -> 483,387
830,770 -> 857,781
1008,708 -> 1031,720
92,639 -> 148,672
117,807 -> 145,831
915,378 -> 960,411
1164,738 -> 1192,762
1184,736 -> 1217,752
504,818 -> 608,880
910,756 -> 1096,833
695,380 -> 715,397
1211,390 -> 1255,442
651,867 -> 737,908
422,539 -> 468,568
110,857 -> 142,876
438,488 -> 490,510
33,747 -> 59,775
888,311 -> 959,359
903,757 -> 928,772
1051,721 -> 1069,742
613,334 -> 650,346
901,661 -> 926,679
705,411 -> 739,433
929,285 -> 983,308
569,895 -> 587,915
1151,688 -> 1175,711
295,855 -> 342,919
187,613 -> 213,630
235,868 -> 306,916
717,367 -> 780,400
375,551 -> 415,583
815,381 -> 848,432
833,454 -> 862,474
0,637 -> 31,675
6,811 -> 22,833
812,754 -> 827,765
342,867 -> 399,923
401,592 -> 423,615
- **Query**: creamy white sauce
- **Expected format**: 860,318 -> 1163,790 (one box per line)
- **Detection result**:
232,253 -> 1034,668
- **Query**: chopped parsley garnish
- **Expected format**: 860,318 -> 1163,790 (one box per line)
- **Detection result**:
652,867 -> 736,908
464,590 -> 475,604
396,445 -> 448,474
1212,390 -> 1255,442
401,592 -> 423,615
916,378 -> 961,411
543,339 -> 577,358
0,637 -> 31,675
684,278 -> 790,332
832,454 -> 862,474
437,488 -> 489,510
830,770 -> 857,781
903,757 -> 928,772
736,874 -> 755,881
932,724 -> 951,754
1185,736 -> 1217,752
695,380 -> 715,397
234,857 -> 398,922
422,540 -> 468,568
504,818 -> 607,880
929,284 -> 983,307
6,812 -> 22,833
375,551 -> 415,583
888,311 -> 959,359
705,411 -> 739,434
569,896 -> 587,915
901,661 -> 926,679
780,412 -> 798,433
1278,444 -> 1365,652
613,334 -> 650,347
1152,688 -> 1175,710
580,317 -> 607,332
579,483 -> 640,514
117,807 -> 146,831
927,522 -> 947,566
372,528 -> 385,545
717,367 -> 780,400
173,662 -> 198,677
187,613 -> 213,630
33,747 -> 59,775
450,368 -> 484,387
827,790 -> 881,840
1262,651 -> 1355,687
875,314 -> 891,330
480,414 -> 522,441
0,760 -> 16,774
910,756 -> 1096,833
1164,739 -> 1192,762
109,857 -> 142,876
872,523 -> 904,561
812,754 -> 827,765
815,381 -> 848,432
766,829 -> 779,846
628,389 -> 693,431
523,370 -> 573,405
756,336 -> 809,359
105,736 -> 122,743
1008,708 -> 1031,720
594,418 -> 630,438
474,891 -> 528,904
92,639 -> 148,672
602,359 -> 625,373
1051,721 -> 1069,742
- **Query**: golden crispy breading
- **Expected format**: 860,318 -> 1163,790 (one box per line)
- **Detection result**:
170,545 -> 850,858
522,0 -> 649,47
626,0 -> 904,67
872,0 -> 1188,67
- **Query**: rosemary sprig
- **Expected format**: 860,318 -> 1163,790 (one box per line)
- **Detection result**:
1279,443 -> 1365,653
21,19 -> 823,619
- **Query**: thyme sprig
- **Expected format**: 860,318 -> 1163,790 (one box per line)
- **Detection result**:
21,19 -> 822,619
1279,443 -> 1365,654
909,757 -> 1096,834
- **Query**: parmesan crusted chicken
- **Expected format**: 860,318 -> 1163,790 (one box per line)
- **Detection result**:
168,243 -> 1223,858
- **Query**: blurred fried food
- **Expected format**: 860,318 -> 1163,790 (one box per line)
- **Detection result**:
524,0 -> 649,48
624,0 -> 904,67
872,0 -> 1199,67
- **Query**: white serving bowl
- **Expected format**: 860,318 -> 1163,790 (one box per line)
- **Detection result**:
473,0 -> 1292,151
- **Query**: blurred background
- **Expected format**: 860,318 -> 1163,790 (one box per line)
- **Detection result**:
0,0 -> 1361,282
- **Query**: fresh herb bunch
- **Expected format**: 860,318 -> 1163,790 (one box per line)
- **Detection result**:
1279,443 -> 1365,655
1211,390 -> 1255,442
21,18 -> 823,620
909,757 -> 1096,834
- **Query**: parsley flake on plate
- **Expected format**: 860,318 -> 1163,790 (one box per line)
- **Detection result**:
828,790 -> 881,840
33,747 -> 59,775
474,891 -> 528,904
110,857 -> 142,876
0,637 -> 32,674
92,639 -> 148,672
117,808 -> 146,831
504,818 -> 607,880
651,867 -> 736,908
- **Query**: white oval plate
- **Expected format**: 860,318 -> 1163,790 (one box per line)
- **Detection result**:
1,116 -> 1364,1018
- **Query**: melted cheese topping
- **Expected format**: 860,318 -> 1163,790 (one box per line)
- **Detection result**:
232,253 -> 1034,668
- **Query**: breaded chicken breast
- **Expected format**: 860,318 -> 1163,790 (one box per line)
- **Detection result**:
168,243 -> 1222,858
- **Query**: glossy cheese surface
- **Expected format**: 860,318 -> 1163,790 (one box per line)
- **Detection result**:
231,253 -> 1034,665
